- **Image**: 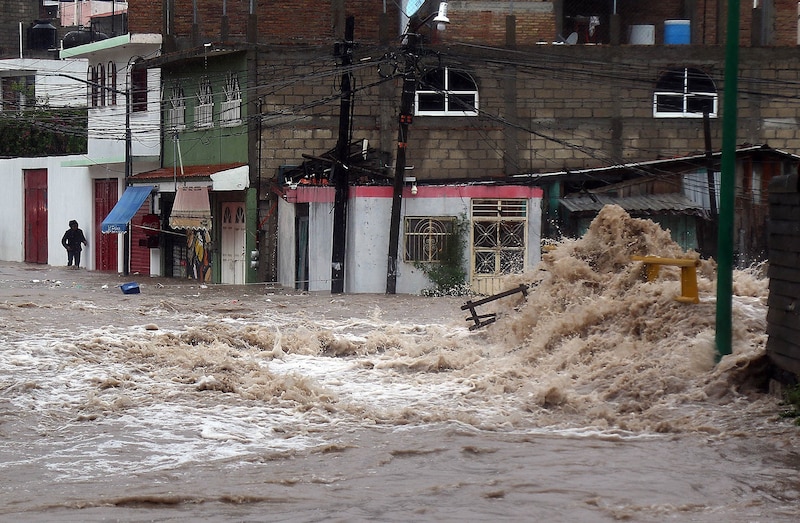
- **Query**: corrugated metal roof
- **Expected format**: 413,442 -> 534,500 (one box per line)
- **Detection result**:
560,193 -> 705,215
131,163 -> 247,181
514,144 -> 800,181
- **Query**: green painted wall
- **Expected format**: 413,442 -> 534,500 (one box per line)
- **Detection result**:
161,52 -> 248,168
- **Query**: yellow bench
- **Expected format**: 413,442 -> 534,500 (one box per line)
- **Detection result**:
631,256 -> 700,304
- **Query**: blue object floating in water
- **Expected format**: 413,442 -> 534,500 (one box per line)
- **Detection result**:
120,282 -> 140,294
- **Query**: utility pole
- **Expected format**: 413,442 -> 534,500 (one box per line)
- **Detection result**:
385,3 -> 449,294
716,0 -> 740,359
386,32 -> 419,295
331,16 -> 354,294
703,111 -> 718,217
122,61 -> 135,276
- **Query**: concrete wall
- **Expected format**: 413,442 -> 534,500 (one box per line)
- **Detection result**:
277,196 -> 296,289
280,184 -> 543,294
766,173 -> 800,378
345,188 -> 393,294
131,0 -> 800,49
0,0 -> 39,59
0,58 -> 87,107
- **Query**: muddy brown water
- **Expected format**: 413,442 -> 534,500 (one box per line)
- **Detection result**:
1,206 -> 799,523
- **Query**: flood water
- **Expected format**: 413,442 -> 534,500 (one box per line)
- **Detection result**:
1,206 -> 799,522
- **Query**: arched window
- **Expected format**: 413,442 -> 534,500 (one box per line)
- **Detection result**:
87,65 -> 97,107
653,67 -> 718,118
131,66 -> 148,112
98,63 -> 106,106
415,67 -> 479,117
194,76 -> 214,127
108,61 -> 117,105
166,81 -> 186,131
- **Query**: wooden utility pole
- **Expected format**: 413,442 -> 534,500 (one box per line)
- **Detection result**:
386,33 -> 419,294
331,16 -> 354,293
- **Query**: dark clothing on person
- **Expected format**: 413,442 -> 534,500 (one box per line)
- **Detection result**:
62,221 -> 88,267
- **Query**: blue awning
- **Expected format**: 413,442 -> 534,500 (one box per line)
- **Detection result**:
101,185 -> 154,233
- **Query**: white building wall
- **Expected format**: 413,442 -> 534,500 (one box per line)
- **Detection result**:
282,185 -> 544,295
61,34 -> 162,165
85,66 -> 161,162
0,156 -> 92,266
345,193 -> 392,293
527,197 -> 542,269
0,58 -> 87,107
277,197 -> 296,289
308,202 -> 333,292
394,196 -> 470,295
59,34 -> 162,274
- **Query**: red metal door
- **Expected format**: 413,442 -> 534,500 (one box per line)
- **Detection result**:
129,205 -> 151,275
24,169 -> 48,264
94,179 -> 118,272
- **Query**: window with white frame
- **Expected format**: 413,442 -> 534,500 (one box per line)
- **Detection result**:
194,76 -> 213,128
166,82 -> 186,131
415,67 -> 479,116
404,217 -> 456,263
220,72 -> 242,127
653,67 -> 718,118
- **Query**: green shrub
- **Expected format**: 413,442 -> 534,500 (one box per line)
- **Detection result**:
415,214 -> 470,297
779,383 -> 800,425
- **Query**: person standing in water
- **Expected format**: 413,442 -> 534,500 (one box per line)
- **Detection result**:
61,220 -> 88,269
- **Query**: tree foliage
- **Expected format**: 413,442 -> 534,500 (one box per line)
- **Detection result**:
0,108 -> 88,157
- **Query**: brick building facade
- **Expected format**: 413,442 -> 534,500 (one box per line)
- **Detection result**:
125,0 -> 800,282
127,0 -> 800,177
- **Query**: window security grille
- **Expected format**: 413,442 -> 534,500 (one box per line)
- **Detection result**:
167,83 -> 185,131
220,73 -> 241,127
471,199 -> 527,276
195,77 -> 213,128
404,217 -> 456,262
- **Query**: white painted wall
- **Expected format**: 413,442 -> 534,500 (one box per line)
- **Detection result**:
0,58 -> 87,107
345,193 -> 393,293
59,34 -> 162,274
308,202 -> 334,292
279,185 -> 543,295
395,196 -> 466,295
526,197 -> 543,269
0,156 -> 92,266
277,197 -> 296,289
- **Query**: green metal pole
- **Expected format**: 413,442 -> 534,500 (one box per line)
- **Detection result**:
716,0 -> 740,360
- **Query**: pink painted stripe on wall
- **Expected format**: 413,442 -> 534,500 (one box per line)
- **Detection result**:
294,186 -> 335,203
350,184 -> 543,199
288,184 -> 543,203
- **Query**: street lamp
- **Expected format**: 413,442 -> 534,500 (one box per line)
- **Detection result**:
385,2 -> 450,294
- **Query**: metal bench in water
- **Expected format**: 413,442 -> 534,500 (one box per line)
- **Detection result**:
461,283 -> 529,330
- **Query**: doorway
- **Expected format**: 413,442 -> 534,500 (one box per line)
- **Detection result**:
221,202 -> 246,284
24,169 -> 48,264
94,179 -> 119,271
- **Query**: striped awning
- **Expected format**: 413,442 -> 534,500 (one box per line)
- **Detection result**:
169,186 -> 212,230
